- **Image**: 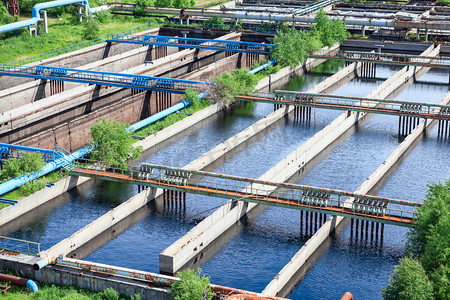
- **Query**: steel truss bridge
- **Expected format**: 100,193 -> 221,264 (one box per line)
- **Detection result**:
106,35 -> 275,55
236,91 -> 450,121
0,65 -> 212,93
309,51 -> 450,69
70,159 -> 420,227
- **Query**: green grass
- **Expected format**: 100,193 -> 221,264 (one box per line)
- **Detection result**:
0,275 -> 137,300
135,98 -> 211,137
0,16 -> 148,64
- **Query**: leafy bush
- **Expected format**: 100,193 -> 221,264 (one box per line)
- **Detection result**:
184,87 -> 199,102
209,68 -> 257,105
205,17 -> 224,26
95,10 -> 112,24
169,268 -> 214,300
0,152 -> 45,182
101,288 -> 119,300
271,10 -> 348,68
82,15 -> 100,40
383,179 -> 450,300
89,118 -> 142,167
382,257 -> 434,300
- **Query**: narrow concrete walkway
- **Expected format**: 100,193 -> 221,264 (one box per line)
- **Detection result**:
262,44 -> 441,297
39,46 -> 339,259
159,53 -> 362,275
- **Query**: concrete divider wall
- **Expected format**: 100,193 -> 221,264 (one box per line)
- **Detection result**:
159,52 -> 365,275
0,32 -> 241,113
0,27 -> 161,91
0,33 -> 243,147
0,254 -> 170,300
41,44 -> 343,260
262,44 -> 440,297
13,48 -> 246,151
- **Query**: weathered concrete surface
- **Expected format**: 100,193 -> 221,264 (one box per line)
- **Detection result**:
0,102 -> 222,232
262,44 -> 440,297
0,27 -> 161,91
0,32 -> 241,114
159,50 -> 365,275
0,176 -> 89,228
41,46 -> 340,261
0,253 -> 171,299
0,33 -> 243,149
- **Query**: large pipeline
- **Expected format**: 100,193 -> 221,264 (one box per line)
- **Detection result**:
0,273 -> 38,292
32,256 -> 285,300
0,0 -> 98,34
0,99 -> 193,196
108,4 -> 450,31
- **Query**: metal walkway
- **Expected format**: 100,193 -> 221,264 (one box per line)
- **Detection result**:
309,51 -> 450,69
70,159 -> 419,227
235,91 -> 450,121
0,65 -> 212,93
105,35 -> 275,55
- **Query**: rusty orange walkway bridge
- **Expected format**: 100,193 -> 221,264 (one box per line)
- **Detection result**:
70,160 -> 420,227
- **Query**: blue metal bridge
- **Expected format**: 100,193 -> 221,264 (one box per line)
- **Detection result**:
105,35 -> 275,55
0,65 -> 213,93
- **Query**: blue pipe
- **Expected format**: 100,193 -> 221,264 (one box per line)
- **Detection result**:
126,101 -> 190,132
0,57 -> 273,196
26,280 -> 39,292
0,143 -> 62,156
248,60 -> 276,74
0,145 -> 92,196
0,0 -> 94,34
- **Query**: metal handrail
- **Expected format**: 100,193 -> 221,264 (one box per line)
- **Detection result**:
0,236 -> 41,256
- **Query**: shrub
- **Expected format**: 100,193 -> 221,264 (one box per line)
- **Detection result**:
95,10 -> 112,24
382,257 -> 434,300
209,68 -> 257,105
101,288 -> 119,300
169,268 -> 214,300
0,152 -> 46,182
82,15 -> 100,40
89,118 -> 142,167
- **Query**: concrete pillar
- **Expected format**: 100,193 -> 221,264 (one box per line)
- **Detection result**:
361,25 -> 366,37
84,4 -> 88,16
77,5 -> 83,22
29,26 -> 37,37
42,10 -> 48,34
425,29 -> 429,42
186,17 -> 189,25
416,29 -> 420,41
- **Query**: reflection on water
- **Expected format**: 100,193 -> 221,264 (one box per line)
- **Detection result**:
2,62 -> 448,299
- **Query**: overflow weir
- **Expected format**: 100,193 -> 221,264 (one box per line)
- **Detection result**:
0,18 -> 449,300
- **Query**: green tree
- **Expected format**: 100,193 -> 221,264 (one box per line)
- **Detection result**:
382,257 -> 434,300
154,0 -> 173,7
270,28 -> 309,68
169,268 -> 214,300
173,0 -> 195,8
0,152 -> 46,182
210,68 -> 257,105
89,118 -> 142,167
406,180 -> 450,257
312,9 -> 348,47
183,87 -> 199,102
82,15 -> 100,40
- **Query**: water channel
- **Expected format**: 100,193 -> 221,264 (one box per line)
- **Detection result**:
2,62 -> 448,299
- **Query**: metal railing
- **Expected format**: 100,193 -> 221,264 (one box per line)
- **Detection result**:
69,159 -> 419,226
0,236 -> 41,256
239,92 -> 450,120
0,65 -> 213,93
106,34 -> 274,55
310,50 -> 450,69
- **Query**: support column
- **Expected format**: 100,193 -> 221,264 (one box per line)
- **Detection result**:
42,10 -> 48,34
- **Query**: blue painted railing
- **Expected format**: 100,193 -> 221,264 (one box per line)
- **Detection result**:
0,65 -> 213,93
106,34 -> 274,55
